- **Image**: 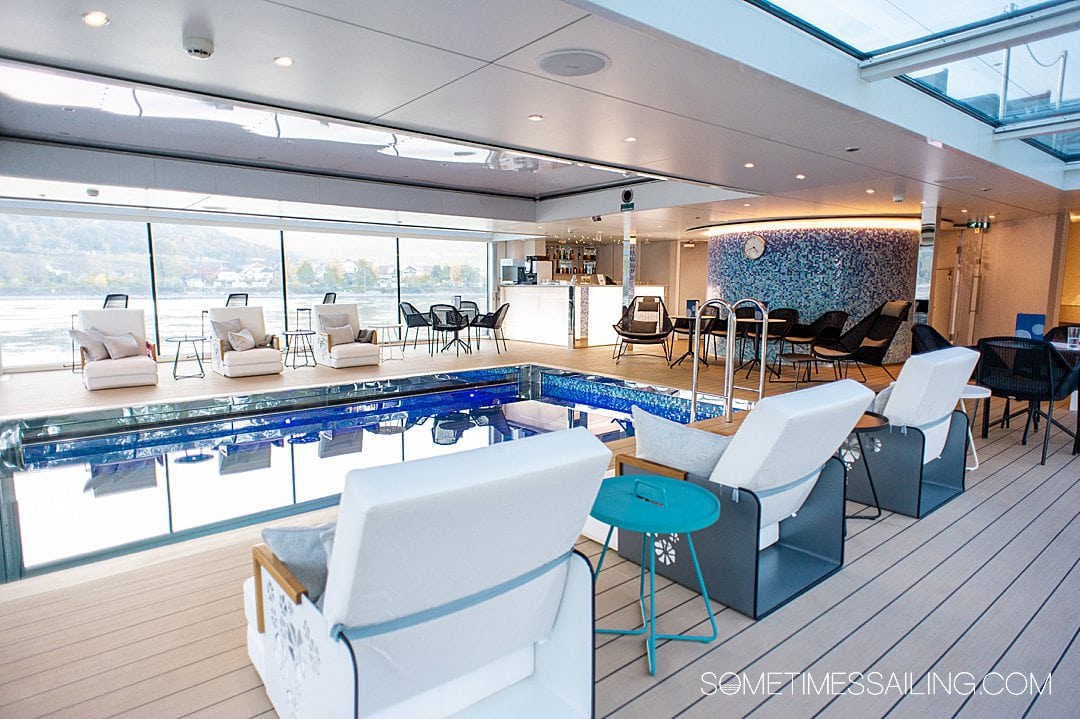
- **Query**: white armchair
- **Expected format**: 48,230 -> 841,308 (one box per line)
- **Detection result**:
207,306 -> 283,378
312,303 -> 380,368
617,379 -> 873,618
76,309 -> 158,391
244,427 -> 611,718
848,346 -> 980,518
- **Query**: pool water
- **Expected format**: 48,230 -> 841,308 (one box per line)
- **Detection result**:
1,365 -> 731,579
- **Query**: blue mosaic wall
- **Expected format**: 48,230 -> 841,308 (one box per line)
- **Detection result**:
707,226 -> 919,364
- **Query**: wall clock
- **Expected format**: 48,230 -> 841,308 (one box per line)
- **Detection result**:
743,234 -> 766,260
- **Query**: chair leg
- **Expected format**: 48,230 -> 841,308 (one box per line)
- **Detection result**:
853,361 -> 867,382
982,395 -> 991,439
881,363 -> 896,381
1042,400 -> 1053,465
1022,403 -> 1034,445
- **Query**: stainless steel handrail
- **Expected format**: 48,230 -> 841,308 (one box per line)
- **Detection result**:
690,298 -> 735,423
731,298 -> 770,403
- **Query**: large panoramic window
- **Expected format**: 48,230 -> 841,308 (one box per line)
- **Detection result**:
283,231 -> 398,330
398,238 -> 489,319
0,214 -> 152,369
151,223 -> 284,344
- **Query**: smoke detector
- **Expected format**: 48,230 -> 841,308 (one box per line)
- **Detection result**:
537,49 -> 609,77
184,35 -> 214,59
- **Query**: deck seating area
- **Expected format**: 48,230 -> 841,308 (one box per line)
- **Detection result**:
0,341 -> 1076,718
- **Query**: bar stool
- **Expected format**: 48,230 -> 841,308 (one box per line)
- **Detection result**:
961,384 -> 992,470
590,474 -> 720,675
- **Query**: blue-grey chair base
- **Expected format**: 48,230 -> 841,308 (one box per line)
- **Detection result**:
845,410 -> 968,519
616,457 -> 846,620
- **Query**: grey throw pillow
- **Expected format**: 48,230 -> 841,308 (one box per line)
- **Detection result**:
70,328 -> 110,361
631,406 -> 732,483
262,522 -> 336,602
317,313 -> 349,332
325,324 -> 354,345
210,317 -> 243,340
101,332 -> 142,360
228,328 -> 257,351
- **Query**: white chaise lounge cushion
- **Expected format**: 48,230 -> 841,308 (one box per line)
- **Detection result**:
709,379 -> 874,548
883,346 -> 980,462
320,427 -> 611,715
82,354 -> 156,380
221,346 -> 282,367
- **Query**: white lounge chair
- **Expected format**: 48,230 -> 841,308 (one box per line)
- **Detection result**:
312,303 -> 380,368
207,306 -> 283,378
75,309 -> 158,390
847,346 -> 980,518
244,427 -> 611,718
616,379 -> 873,619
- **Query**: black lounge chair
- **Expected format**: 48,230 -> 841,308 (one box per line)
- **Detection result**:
225,293 -> 248,307
975,337 -> 1080,464
813,300 -> 912,380
911,323 -> 953,354
102,293 -> 129,308
321,292 -> 337,304
612,295 -> 673,364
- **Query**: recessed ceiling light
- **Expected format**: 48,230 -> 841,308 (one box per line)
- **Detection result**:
865,188 -> 875,194
537,49 -> 610,77
743,162 -> 755,168
980,187 -> 991,192
845,146 -> 860,152
961,208 -> 968,213
795,173 -> 806,180
623,136 -> 637,142
81,10 -> 109,27
62,107 -> 76,113
920,201 -> 927,205
988,214 -> 996,219
743,203 -> 751,207
527,114 -> 544,122
273,56 -> 295,67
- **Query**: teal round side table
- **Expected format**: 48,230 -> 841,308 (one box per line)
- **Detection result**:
591,474 -> 721,675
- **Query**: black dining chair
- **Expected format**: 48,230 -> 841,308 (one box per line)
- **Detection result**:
430,304 -> 471,356
473,303 -> 510,354
1043,324 -> 1080,344
459,300 -> 480,348
745,307 -> 798,379
225,293 -> 248,307
102,293 -> 129,308
399,301 -> 432,355
322,292 -> 337,304
975,337 -> 1080,464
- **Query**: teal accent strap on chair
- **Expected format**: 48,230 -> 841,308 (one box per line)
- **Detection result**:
895,413 -> 952,436
332,551 -> 573,642
735,465 -> 823,502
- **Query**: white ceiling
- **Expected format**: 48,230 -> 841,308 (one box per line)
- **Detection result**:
0,0 -> 1074,238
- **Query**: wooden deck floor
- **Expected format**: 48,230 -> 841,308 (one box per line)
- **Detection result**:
0,341 -> 1076,718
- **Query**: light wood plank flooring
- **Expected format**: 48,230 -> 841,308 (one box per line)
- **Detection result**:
0,340 -> 1076,718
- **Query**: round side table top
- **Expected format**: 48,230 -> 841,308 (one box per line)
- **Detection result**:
853,411 -> 889,433
164,335 -> 207,343
282,329 -> 316,337
961,384 -> 992,400
591,474 -> 720,535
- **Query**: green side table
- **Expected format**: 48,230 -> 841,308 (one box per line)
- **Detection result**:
591,474 -> 721,675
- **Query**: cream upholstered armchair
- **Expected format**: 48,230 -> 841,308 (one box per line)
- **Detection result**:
616,380 -> 873,619
244,427 -> 610,718
74,309 -> 158,390
847,346 -> 979,518
207,306 -> 282,378
312,303 -> 379,368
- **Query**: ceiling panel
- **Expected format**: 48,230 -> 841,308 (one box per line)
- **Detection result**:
275,0 -> 589,61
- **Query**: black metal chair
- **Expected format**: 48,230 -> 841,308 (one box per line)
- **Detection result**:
459,300 -> 480,348
744,307 -> 798,379
473,303 -> 510,354
813,300 -> 912,380
911,323 -> 953,354
975,337 -> 1080,464
611,296 -> 674,364
225,293 -> 248,307
1044,324 -> 1080,344
322,292 -> 337,304
432,412 -> 474,445
783,310 -> 848,355
102,293 -> 128,308
430,304 -> 471,356
399,301 -> 432,354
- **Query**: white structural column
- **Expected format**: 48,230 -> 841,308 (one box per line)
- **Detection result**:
622,212 -> 636,307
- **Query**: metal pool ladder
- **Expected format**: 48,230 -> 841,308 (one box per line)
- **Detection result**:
689,297 -> 770,423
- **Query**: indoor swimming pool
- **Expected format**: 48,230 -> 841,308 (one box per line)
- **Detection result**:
0,365 -> 732,581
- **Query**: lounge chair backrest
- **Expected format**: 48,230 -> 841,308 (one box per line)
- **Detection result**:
321,427 -> 611,713
208,306 -> 268,339
78,309 -> 147,345
313,302 -> 361,333
883,346 -> 979,462
709,379 -> 873,547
